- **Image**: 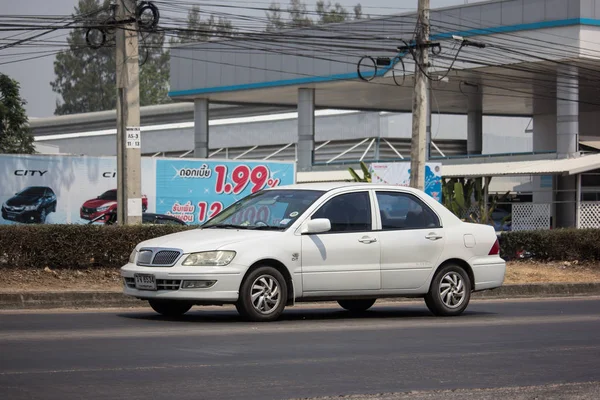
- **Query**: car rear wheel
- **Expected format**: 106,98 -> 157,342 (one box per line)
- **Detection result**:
237,266 -> 287,322
425,264 -> 471,316
148,299 -> 192,316
337,299 -> 376,313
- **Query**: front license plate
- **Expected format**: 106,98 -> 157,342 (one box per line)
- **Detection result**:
134,274 -> 156,290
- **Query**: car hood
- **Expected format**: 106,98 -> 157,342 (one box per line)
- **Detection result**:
83,199 -> 115,208
5,195 -> 40,207
136,228 -> 281,253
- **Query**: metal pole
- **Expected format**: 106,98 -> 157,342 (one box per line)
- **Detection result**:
426,82 -> 432,161
409,0 -> 429,190
576,173 -> 581,228
116,0 -> 142,225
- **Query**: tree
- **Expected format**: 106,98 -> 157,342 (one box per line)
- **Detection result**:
353,4 -> 363,20
51,0 -> 171,115
0,74 -> 35,154
171,5 -> 235,43
287,0 -> 313,28
316,1 -> 348,24
266,3 -> 286,33
266,1 -> 363,31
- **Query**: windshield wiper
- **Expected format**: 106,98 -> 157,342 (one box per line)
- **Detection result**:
203,224 -> 250,229
248,226 -> 285,231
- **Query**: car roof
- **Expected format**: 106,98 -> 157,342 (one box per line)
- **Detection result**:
266,182 -> 424,194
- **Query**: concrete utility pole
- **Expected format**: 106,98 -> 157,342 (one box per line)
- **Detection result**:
409,0 -> 430,190
115,0 -> 142,224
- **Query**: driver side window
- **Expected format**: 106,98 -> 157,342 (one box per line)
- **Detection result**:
312,192 -> 371,233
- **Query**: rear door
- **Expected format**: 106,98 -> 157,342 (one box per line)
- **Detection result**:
301,191 -> 381,292
375,191 -> 445,290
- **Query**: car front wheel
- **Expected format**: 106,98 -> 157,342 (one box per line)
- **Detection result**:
148,299 -> 192,316
425,264 -> 471,316
237,266 -> 287,322
38,208 -> 47,224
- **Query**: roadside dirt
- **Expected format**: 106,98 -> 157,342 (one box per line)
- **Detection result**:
1,261 -> 600,293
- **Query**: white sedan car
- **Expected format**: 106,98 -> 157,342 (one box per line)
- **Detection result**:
121,183 -> 505,321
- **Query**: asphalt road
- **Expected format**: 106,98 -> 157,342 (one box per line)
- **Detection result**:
1,297 -> 600,400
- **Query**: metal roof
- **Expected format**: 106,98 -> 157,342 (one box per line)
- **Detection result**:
297,154 -> 600,183
441,154 -> 600,178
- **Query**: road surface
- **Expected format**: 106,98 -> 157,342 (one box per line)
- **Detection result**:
1,297 -> 600,399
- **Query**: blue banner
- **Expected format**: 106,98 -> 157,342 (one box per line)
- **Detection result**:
155,159 -> 296,224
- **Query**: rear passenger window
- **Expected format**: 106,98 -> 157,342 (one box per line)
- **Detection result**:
376,192 -> 440,230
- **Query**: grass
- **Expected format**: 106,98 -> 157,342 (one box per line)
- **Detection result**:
1,261 -> 600,292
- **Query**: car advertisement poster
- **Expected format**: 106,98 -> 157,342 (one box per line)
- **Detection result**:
155,159 -> 296,224
368,162 -> 443,203
0,155 -> 295,226
0,154 -> 156,225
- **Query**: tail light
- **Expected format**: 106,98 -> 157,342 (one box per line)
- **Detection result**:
489,238 -> 500,255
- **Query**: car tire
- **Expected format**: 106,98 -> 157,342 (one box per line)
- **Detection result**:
424,264 -> 471,317
38,208 -> 47,224
51,202 -> 57,213
237,266 -> 287,322
148,299 -> 193,316
337,299 -> 376,313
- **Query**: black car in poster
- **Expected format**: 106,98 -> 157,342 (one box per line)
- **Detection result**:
1,186 -> 57,224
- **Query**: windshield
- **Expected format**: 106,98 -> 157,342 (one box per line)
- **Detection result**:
98,190 -> 117,200
202,189 -> 324,230
17,187 -> 46,196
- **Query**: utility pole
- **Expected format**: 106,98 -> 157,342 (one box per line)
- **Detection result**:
115,0 -> 142,224
409,0 -> 430,190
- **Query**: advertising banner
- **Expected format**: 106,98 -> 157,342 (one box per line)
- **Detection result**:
155,159 -> 296,224
0,154 -> 156,225
0,155 -> 295,225
369,162 -> 443,202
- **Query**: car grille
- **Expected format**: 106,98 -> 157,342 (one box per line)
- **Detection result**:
136,248 -> 183,267
5,205 -> 24,211
81,206 -> 95,214
153,251 -> 181,265
124,277 -> 181,291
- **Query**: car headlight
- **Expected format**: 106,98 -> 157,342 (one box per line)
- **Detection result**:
182,251 -> 236,266
97,206 -> 110,212
24,205 -> 37,211
129,249 -> 137,264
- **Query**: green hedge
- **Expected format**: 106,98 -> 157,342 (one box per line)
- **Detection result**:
0,225 -> 191,269
1,225 -> 599,269
500,228 -> 600,262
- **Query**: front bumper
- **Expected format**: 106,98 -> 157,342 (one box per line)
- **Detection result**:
80,209 -> 108,221
120,262 -> 244,302
1,207 -> 39,223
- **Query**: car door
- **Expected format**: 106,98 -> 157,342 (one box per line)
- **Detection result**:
301,191 -> 381,292
375,191 -> 445,290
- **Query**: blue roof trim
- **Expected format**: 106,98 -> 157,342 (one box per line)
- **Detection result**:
169,70 -> 381,97
169,18 -> 600,98
431,18 -> 598,40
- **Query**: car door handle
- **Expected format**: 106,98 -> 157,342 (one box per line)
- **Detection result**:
358,236 -> 377,244
425,233 -> 443,241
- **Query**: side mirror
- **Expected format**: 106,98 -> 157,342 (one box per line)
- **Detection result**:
301,218 -> 331,234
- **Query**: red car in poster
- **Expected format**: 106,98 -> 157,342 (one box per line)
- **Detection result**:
80,189 -> 148,222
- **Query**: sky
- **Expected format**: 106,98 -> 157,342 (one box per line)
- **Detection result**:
0,0 -> 484,118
